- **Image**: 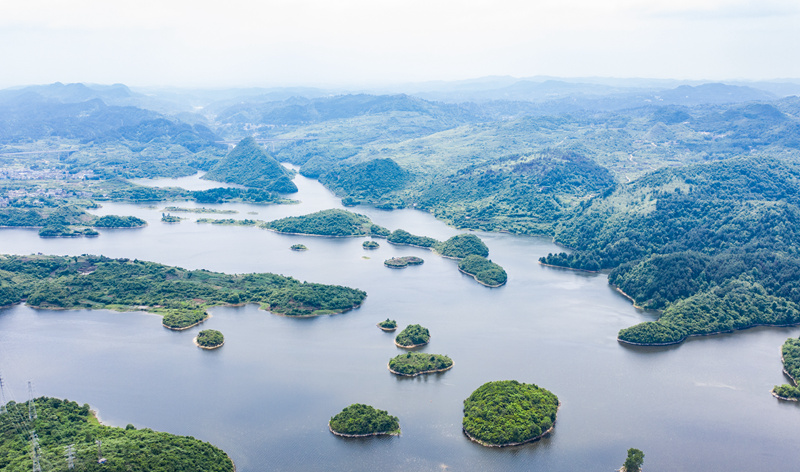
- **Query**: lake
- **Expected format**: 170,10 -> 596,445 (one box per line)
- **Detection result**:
1,170 -> 799,471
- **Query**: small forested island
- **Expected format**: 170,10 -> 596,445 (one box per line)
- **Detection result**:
772,337 -> 800,401
196,218 -> 259,226
0,254 -> 367,324
0,397 -> 234,472
462,380 -> 559,447
38,225 -> 98,238
195,329 -> 225,349
387,229 -> 439,248
161,206 -> 238,214
161,213 -> 183,223
622,448 -> 645,472
290,244 -> 308,251
458,255 -> 507,287
388,352 -> 453,376
395,324 -> 430,347
384,256 -> 424,268
329,404 -> 400,437
377,318 -> 397,331
434,234 -> 489,259
92,215 -> 147,228
362,240 -> 380,249
263,208 -> 389,237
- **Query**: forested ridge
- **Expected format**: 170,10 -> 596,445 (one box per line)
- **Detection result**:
540,157 -> 800,344
0,254 -> 366,320
0,397 -> 234,472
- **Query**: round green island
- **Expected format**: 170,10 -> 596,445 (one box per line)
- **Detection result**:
290,244 -> 308,251
388,352 -> 453,376
463,380 -> 559,447
394,324 -> 430,348
195,329 -> 225,349
363,240 -> 380,250
384,256 -> 424,268
329,404 -> 400,437
377,318 -> 398,331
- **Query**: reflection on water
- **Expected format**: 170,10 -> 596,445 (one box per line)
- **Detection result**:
0,173 -> 799,471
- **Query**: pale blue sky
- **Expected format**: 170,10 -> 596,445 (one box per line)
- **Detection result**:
0,0 -> 798,88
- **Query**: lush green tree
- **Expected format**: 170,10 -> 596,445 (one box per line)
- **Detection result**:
458,255 -> 507,287
388,352 -> 452,375
196,329 -> 224,347
434,233 -> 489,259
329,404 -> 400,436
395,324 -> 430,347
623,448 -> 645,472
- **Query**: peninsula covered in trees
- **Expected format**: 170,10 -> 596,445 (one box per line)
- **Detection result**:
0,397 -> 234,472
395,324 -> 430,347
773,337 -> 800,400
0,254 -> 367,323
388,352 -> 453,376
462,380 -> 559,447
328,404 -> 400,437
0,205 -> 144,238
458,255 -> 507,287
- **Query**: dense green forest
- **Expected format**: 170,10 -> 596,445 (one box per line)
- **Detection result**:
0,397 -> 234,472
434,234 -> 489,258
458,255 -> 508,287
328,404 -> 400,436
0,254 -> 366,319
388,352 -> 453,376
362,240 -> 380,249
384,256 -> 424,268
395,324 -> 430,347
263,209 -> 388,237
462,380 -> 559,446
196,329 -> 225,348
203,137 -> 297,192
773,337 -> 800,400
539,157 -> 800,344
92,215 -> 146,228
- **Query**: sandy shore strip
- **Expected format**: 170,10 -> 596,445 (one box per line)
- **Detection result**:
394,339 -> 429,349
193,336 -> 224,350
328,423 -> 400,437
387,361 -> 453,377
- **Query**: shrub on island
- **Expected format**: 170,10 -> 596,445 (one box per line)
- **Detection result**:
395,324 -> 430,347
458,255 -> 507,287
389,352 -> 453,376
363,240 -> 380,249
290,244 -> 308,251
463,380 -> 559,446
377,318 -> 397,330
196,329 -> 224,348
329,404 -> 400,437
384,256 -> 424,268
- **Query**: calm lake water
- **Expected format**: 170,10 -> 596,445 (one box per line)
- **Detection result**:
1,170 -> 799,471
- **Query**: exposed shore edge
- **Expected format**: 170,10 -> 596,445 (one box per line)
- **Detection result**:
387,361 -> 453,377
328,423 -> 400,438
462,402 -> 560,448
262,228 -> 367,238
457,267 -> 505,288
394,339 -> 429,349
162,313 -> 211,331
377,324 -> 397,331
193,336 -> 224,350
537,261 -> 601,273
612,285 -> 646,310
617,321 -> 800,347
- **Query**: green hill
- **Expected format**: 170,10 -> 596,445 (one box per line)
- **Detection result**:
204,137 -> 297,192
